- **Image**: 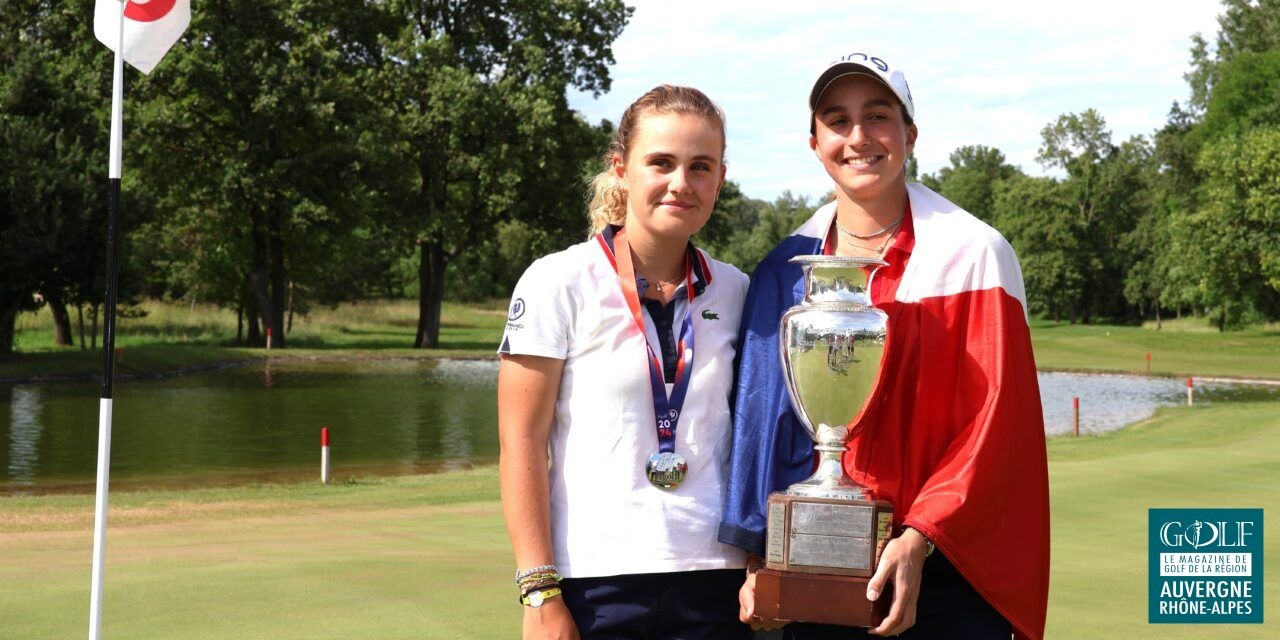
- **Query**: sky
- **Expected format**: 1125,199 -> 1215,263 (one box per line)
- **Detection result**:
567,0 -> 1226,202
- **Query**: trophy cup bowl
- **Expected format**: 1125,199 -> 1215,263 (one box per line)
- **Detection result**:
753,255 -> 894,628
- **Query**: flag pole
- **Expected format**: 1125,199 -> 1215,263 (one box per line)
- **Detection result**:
89,2 -> 126,638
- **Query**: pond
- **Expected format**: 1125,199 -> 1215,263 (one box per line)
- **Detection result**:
2,360 -> 1276,494
1,358 -> 499,494
1039,372 -> 1280,436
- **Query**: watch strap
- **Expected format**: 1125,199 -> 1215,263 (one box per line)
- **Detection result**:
905,525 -> 936,557
520,586 -> 563,608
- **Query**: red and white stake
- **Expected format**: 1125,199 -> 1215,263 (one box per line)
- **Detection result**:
1073,397 -> 1080,437
321,427 -> 331,484
1187,377 -> 1194,407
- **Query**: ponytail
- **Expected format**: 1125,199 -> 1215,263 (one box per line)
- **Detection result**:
585,85 -> 727,236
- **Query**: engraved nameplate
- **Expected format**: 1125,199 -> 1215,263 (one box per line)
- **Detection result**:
788,533 -> 872,570
766,501 -> 787,564
791,502 -> 874,538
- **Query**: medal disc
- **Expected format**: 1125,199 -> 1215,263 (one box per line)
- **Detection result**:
645,451 -> 688,489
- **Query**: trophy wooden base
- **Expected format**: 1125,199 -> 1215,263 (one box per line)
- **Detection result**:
753,567 -> 889,628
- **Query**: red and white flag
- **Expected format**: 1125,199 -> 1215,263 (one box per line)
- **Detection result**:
93,0 -> 190,75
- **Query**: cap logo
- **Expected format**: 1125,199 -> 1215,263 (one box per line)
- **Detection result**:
835,53 -> 889,73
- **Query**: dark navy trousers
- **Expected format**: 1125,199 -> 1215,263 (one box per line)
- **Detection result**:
782,553 -> 1012,640
560,569 -> 752,640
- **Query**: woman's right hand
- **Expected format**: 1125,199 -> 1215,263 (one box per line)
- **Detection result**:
739,568 -> 789,631
523,599 -> 580,640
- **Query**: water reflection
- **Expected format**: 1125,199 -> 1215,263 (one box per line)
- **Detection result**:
7,386 -> 43,485
0,358 -> 502,492
1038,373 -> 1280,436
1,361 -> 1276,492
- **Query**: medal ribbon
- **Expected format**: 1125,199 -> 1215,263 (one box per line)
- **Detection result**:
597,226 -> 695,454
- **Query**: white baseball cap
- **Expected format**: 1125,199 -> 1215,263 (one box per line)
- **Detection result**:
809,52 -> 914,121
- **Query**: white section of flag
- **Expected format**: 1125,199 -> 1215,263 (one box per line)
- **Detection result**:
93,0 -> 190,75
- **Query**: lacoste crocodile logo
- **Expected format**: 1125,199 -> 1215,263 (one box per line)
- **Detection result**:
701,309 -> 719,320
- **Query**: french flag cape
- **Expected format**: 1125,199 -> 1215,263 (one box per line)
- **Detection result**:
719,183 -> 1050,639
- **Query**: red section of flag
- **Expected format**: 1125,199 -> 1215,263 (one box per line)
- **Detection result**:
94,0 -> 190,75
124,0 -> 177,22
844,285 -> 1050,640
321,427 -> 330,447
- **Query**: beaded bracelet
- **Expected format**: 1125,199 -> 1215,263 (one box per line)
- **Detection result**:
519,576 -> 561,596
514,564 -> 559,583
517,571 -> 562,593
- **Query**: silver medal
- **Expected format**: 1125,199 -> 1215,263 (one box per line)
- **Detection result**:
645,451 -> 688,489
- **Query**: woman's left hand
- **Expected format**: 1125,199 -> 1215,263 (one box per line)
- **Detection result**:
865,528 -> 930,636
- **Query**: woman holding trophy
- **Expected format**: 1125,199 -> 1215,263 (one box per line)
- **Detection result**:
720,53 -> 1051,640
498,85 -> 751,640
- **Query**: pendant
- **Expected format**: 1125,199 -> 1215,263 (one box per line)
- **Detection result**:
645,451 -> 688,490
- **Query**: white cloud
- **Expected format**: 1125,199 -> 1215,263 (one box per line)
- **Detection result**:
568,0 -> 1223,202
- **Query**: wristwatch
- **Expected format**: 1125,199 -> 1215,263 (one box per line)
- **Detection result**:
520,586 -> 563,608
906,526 -> 936,557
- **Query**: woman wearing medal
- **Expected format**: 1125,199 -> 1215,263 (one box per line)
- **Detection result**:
498,85 -> 751,640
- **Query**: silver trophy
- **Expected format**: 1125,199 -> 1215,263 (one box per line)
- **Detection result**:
755,255 -> 893,627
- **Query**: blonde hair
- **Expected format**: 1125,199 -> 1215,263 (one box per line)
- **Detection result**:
586,85 -> 727,236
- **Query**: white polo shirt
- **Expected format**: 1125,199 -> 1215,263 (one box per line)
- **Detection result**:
500,232 -> 749,578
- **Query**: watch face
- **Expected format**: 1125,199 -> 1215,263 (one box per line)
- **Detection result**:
529,591 -> 545,607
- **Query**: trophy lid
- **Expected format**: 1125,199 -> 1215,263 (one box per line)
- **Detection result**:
788,255 -> 888,269
789,255 -> 886,305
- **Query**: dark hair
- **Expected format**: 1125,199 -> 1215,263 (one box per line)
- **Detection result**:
809,100 -> 914,136
587,85 -> 727,236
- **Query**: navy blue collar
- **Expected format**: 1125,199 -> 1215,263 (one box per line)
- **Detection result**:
600,225 -> 711,297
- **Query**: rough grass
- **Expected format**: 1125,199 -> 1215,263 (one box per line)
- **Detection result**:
10,300 -> 1279,382
1030,319 -> 1280,380
2,299 -> 509,381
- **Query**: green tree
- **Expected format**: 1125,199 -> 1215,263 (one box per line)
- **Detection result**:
694,179 -> 765,262
1037,110 -> 1152,322
0,0 -> 116,355
366,0 -> 631,348
1128,104 -> 1204,326
1196,49 -> 1280,141
130,0 -> 385,348
708,192 -> 813,275
1037,110 -> 1116,227
1186,0 -> 1280,114
445,111 -> 611,303
992,175 -> 1087,321
1169,1 -> 1280,329
1173,127 -> 1280,329
921,145 -> 1019,223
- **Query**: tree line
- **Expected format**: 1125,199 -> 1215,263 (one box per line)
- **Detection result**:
3,1 -> 1277,357
1,0 -> 630,355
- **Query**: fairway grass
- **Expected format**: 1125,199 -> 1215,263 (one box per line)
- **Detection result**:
3,404 -> 1277,638
0,470 -> 517,639
1046,402 -> 1278,638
